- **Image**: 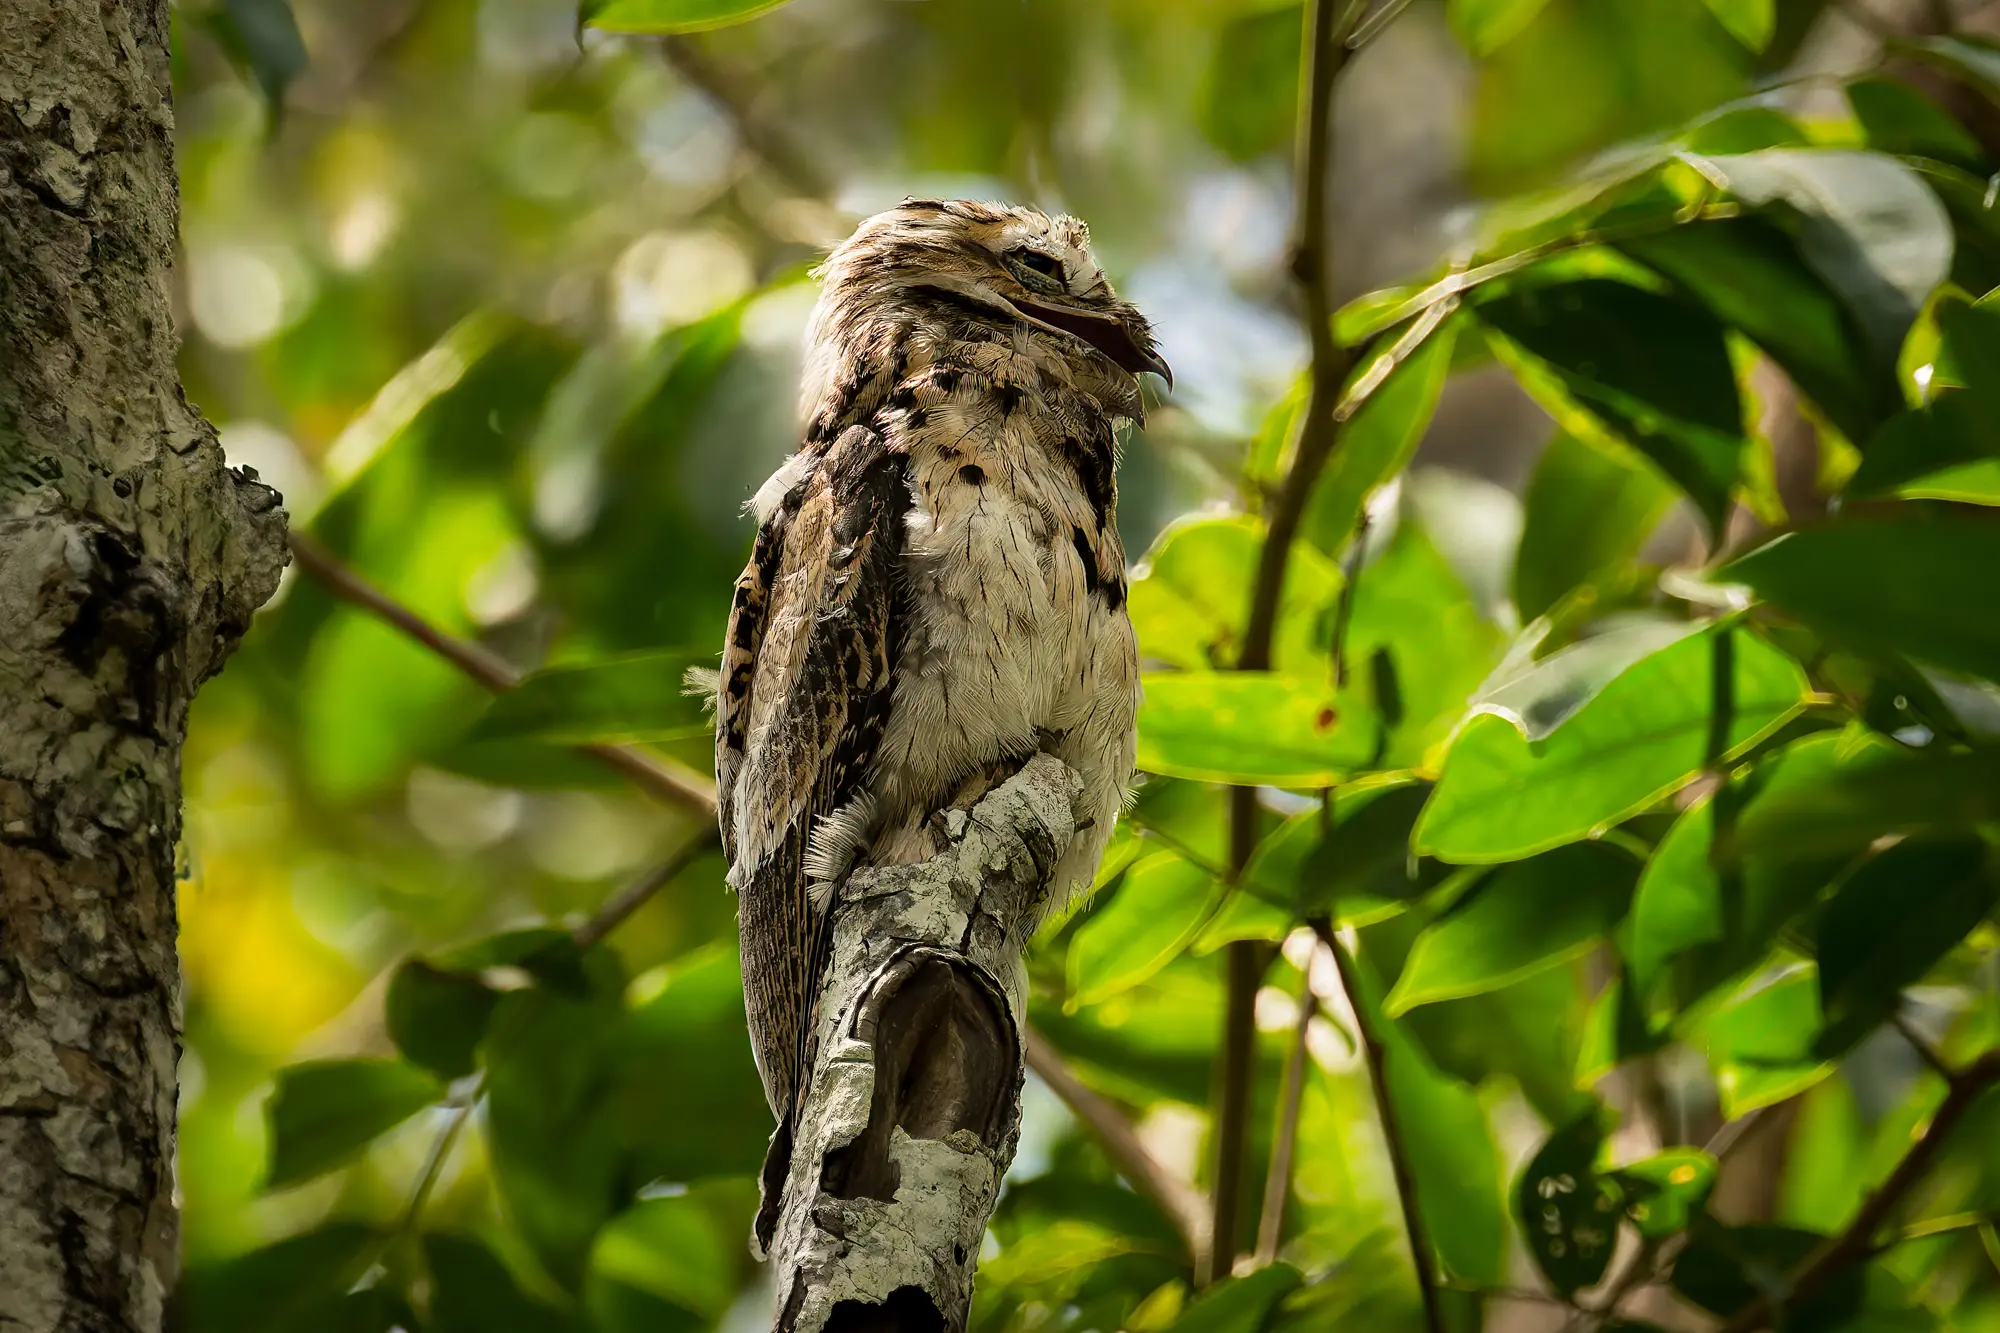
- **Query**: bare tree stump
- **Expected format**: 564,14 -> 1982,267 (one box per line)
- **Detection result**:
769,753 -> 1083,1333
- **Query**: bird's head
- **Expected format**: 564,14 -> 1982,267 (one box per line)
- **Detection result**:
803,199 -> 1170,417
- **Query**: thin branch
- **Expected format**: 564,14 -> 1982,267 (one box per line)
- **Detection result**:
660,37 -> 833,201
573,833 -> 712,949
1892,1010 -> 1957,1084
1347,0 -> 1416,49
1254,975 -> 1320,1264
1715,1050 -> 2000,1333
1212,0 -> 1371,1279
1311,917 -> 1446,1333
289,533 -> 718,817
1023,1026 -> 1211,1266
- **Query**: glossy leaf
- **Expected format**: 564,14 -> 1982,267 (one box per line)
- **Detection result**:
1726,514 -> 2000,683
265,1060 -> 445,1189
1136,672 -> 1376,786
1515,1112 -> 1618,1297
1479,279 -> 1745,532
1163,1263 -> 1303,1333
1815,836 -> 1997,1051
1387,842 -> 1635,1013
1302,315 -> 1460,556
587,1195 -> 738,1318
1069,852 -> 1221,1006
1700,965 -> 1832,1118
1847,389 -> 2000,497
1415,627 -> 1810,862
1613,1149 -> 1717,1240
1128,516 -> 1340,673
1513,433 -> 1675,621
468,649 -> 716,744
581,0 -> 795,33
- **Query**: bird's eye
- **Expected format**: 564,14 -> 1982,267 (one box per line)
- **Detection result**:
1013,249 -> 1064,280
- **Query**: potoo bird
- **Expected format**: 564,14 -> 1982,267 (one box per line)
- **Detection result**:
712,199 -> 1168,1243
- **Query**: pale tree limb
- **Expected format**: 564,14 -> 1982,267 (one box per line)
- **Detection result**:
770,755 -> 1082,1333
1254,974 -> 1321,1265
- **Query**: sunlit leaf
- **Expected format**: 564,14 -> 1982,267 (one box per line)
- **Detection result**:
1699,965 -> 1832,1118
1726,513 -> 2000,683
1301,315 -> 1460,556
1136,672 -> 1376,786
1447,0 -> 1556,55
1386,842 -> 1637,1014
1513,433 -> 1675,621
1128,516 -> 1340,673
1847,389 -> 2000,497
1699,0 -> 1773,51
587,1195 -> 737,1318
1069,852 -> 1221,1007
1163,1263 -> 1302,1333
265,1060 -> 446,1189
1612,1149 -> 1717,1240
1514,1112 -> 1618,1297
1415,627 -> 1810,863
468,649 -> 716,744
581,0 -> 795,33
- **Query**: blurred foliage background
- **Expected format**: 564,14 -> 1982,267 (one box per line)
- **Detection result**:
168,0 -> 2000,1329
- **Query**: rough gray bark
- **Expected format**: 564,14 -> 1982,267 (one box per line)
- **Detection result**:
770,754 -> 1083,1333
0,4 -> 288,1330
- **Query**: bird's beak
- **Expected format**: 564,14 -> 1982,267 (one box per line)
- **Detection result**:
1012,298 -> 1173,388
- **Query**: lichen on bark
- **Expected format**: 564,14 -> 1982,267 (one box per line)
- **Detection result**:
1,3 -> 288,1330
769,754 -> 1083,1333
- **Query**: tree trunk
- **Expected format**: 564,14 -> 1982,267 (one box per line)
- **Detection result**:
0,4 -> 288,1330
769,754 -> 1082,1333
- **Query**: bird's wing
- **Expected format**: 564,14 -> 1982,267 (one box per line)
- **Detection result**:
718,424 -> 909,1129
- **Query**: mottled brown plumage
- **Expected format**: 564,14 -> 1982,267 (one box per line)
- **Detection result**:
713,200 -> 1166,1247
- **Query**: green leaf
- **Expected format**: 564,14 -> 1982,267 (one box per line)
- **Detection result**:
1700,965 -> 1832,1118
613,945 -> 772,1184
1386,842 -> 1637,1014
1163,1263 -> 1303,1333
1725,514 -> 2000,683
386,959 -> 501,1080
264,1059 -> 445,1189
427,1235 -> 579,1333
581,0 -> 794,34
1478,279 -> 1746,532
1732,747 -> 2000,859
1477,618 -> 1698,742
1302,315 -> 1460,556
1628,731 -> 1872,1011
1200,6 -> 1302,162
1251,779 -> 1443,919
1070,852 -> 1222,1007
208,0 -> 308,110
1446,0 -> 1555,55
1515,1112 -> 1619,1297
434,927 -> 591,995
177,1226 -> 382,1333
1847,389 -> 2000,497
588,1195 -> 738,1318
1513,433 -> 1676,621
1623,217 -> 1899,444
1612,1149 -> 1717,1240
1686,150 -> 1954,364
1815,836 -> 1997,1051
1415,627 -> 1810,862
1700,0 -> 1773,51
1128,516 -> 1341,673
1848,76 -> 1986,171
1672,1223 -> 1861,1327
1136,673 -> 1375,786
468,649 -> 715,744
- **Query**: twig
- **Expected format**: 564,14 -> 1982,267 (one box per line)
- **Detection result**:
1892,1010 -> 1958,1084
1311,917 -> 1446,1333
1213,0 -> 1376,1279
1347,0 -> 1416,49
1023,1027 -> 1210,1266
660,37 -> 833,201
288,533 -> 718,817
572,833 -> 712,949
1715,1050 -> 2000,1332
1254,974 -> 1321,1264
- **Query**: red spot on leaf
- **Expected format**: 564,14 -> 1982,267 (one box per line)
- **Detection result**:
1314,706 -> 1338,732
